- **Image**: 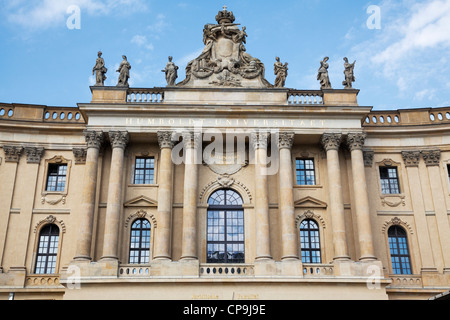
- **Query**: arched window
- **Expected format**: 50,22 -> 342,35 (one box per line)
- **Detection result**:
129,219 -> 151,264
388,226 -> 412,275
300,219 -> 322,264
207,189 -> 244,264
35,224 -> 60,274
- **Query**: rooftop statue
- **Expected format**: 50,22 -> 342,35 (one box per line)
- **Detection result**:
317,57 -> 332,89
117,55 -> 131,87
274,57 -> 288,88
92,51 -> 107,86
342,57 -> 356,89
178,7 -> 272,88
162,56 -> 179,87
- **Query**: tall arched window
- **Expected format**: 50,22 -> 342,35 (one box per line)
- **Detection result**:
129,219 -> 151,264
35,224 -> 60,274
299,219 -> 322,264
388,226 -> 412,275
207,189 -> 245,264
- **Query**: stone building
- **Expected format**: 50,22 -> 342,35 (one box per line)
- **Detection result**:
0,8 -> 449,300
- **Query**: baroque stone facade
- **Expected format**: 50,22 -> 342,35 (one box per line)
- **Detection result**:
0,8 -> 449,301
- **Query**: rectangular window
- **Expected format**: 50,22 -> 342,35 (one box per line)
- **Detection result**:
296,159 -> 316,186
380,166 -> 400,194
134,157 -> 155,185
46,164 -> 67,192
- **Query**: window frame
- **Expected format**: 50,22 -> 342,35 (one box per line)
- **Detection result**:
295,158 -> 317,186
379,166 -> 401,195
133,156 -> 155,185
128,218 -> 152,265
207,189 -> 245,264
42,156 -> 71,196
299,219 -> 322,264
388,226 -> 413,275
34,224 -> 60,275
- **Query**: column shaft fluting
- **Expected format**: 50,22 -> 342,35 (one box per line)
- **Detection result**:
101,131 -> 129,261
347,133 -> 376,261
180,132 -> 200,260
278,132 -> 299,261
153,131 -> 174,260
252,132 -> 272,261
74,130 -> 104,261
321,133 -> 350,261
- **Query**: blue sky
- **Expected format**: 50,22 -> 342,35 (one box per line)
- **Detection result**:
1,0 -> 450,110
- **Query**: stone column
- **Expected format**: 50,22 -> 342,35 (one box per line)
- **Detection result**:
421,150 -> 450,272
153,131 -> 174,261
321,133 -> 350,261
252,131 -> 272,261
180,132 -> 201,261
347,133 -> 376,261
278,132 -> 299,261
74,130 -> 104,261
101,131 -> 129,261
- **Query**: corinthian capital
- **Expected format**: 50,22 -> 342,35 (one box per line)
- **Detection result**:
3,146 -> 24,163
347,133 -> 367,152
25,147 -> 45,164
182,131 -> 202,149
84,130 -> 104,149
157,131 -> 174,149
320,133 -> 342,152
421,149 -> 441,167
402,151 -> 420,167
108,131 -> 129,150
250,131 -> 270,150
278,132 -> 295,150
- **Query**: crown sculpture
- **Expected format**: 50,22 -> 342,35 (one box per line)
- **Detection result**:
177,6 -> 274,88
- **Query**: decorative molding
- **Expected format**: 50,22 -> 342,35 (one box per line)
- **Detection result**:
199,179 -> 252,203
320,133 -> 342,152
157,131 -> 174,149
34,215 -> 66,234
84,130 -> 104,149
203,151 -> 248,176
73,148 -> 87,164
382,217 -> 414,235
125,209 -> 157,228
380,194 -> 406,208
217,174 -> 235,188
41,195 -> 66,205
421,149 -> 441,167
402,151 -> 420,167
363,150 -> 374,167
108,131 -> 129,149
25,147 -> 45,164
278,132 -> 295,150
295,210 -> 326,229
294,196 -> 328,209
3,146 -> 23,163
124,195 -> 158,207
346,133 -> 366,151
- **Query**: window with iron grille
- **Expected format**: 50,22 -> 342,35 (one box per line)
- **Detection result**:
388,226 -> 412,275
129,219 -> 151,264
134,157 -> 155,185
46,164 -> 67,192
296,159 -> 316,186
380,166 -> 400,194
207,189 -> 245,264
35,224 -> 59,274
300,219 -> 322,264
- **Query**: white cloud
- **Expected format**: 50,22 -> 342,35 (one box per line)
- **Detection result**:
131,35 -> 154,51
5,0 -> 148,29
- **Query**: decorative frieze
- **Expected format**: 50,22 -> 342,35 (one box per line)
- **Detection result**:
157,131 -> 174,149
346,133 -> 366,151
84,130 -> 104,149
3,146 -> 23,163
421,150 -> 441,167
402,151 -> 420,167
25,147 -> 45,164
108,131 -> 129,149
320,133 -> 342,152
278,132 -> 295,150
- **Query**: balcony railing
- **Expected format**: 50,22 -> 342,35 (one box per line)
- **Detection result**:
119,265 -> 151,277
200,264 -> 255,277
364,107 -> 450,127
387,275 -> 422,288
127,89 -> 165,103
303,264 -> 334,277
287,90 -> 324,105
25,274 -> 62,287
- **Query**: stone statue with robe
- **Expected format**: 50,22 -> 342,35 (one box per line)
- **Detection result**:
117,55 -> 131,87
162,56 -> 179,86
317,57 -> 332,89
342,57 -> 356,89
274,57 -> 288,88
92,51 -> 107,86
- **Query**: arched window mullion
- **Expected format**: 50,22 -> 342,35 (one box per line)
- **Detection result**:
300,219 -> 322,264
129,219 -> 151,264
